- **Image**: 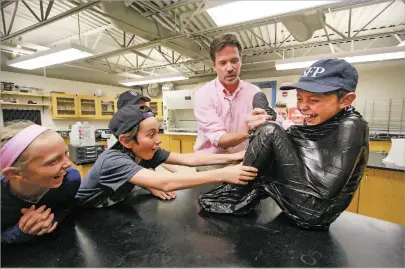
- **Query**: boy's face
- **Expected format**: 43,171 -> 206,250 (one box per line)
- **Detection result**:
131,117 -> 161,160
275,107 -> 288,120
296,89 -> 355,125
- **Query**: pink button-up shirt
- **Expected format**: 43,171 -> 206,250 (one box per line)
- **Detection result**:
193,77 -> 260,154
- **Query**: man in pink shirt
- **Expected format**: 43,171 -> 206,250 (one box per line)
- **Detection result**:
193,33 -> 262,172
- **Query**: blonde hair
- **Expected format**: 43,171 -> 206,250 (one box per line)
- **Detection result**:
0,120 -> 36,168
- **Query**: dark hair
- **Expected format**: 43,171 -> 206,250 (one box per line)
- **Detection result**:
114,105 -> 153,159
210,32 -> 243,62
324,89 -> 350,100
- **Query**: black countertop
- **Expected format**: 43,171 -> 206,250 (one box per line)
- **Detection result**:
2,186 -> 404,267
368,151 -> 405,172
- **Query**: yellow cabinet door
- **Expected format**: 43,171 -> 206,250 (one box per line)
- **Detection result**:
78,95 -> 98,118
169,136 -> 181,153
358,168 -> 405,225
181,140 -> 195,154
168,135 -> 196,153
97,97 -> 117,119
346,188 -> 360,213
147,99 -> 163,120
159,134 -> 170,151
369,141 -> 392,152
51,93 -> 78,119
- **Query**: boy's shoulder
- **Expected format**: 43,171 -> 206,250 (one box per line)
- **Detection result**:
340,112 -> 368,129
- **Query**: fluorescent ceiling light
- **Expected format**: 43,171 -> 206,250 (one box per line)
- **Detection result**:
275,47 -> 405,70
8,43 -> 93,70
119,73 -> 189,86
207,1 -> 336,26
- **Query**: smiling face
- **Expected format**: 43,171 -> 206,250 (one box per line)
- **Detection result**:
129,117 -> 161,161
296,89 -> 356,125
212,45 -> 242,88
17,131 -> 72,188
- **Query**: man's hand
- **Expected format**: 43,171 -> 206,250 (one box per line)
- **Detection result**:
247,108 -> 271,131
146,187 -> 177,200
19,205 -> 58,236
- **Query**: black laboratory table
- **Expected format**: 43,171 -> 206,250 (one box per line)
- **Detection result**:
2,186 -> 404,267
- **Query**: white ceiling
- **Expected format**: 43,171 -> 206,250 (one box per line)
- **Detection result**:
1,0 -> 404,86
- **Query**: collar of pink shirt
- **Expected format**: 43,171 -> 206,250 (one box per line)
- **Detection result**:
215,77 -> 243,99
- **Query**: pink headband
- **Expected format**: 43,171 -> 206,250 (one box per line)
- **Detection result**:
0,124 -> 49,170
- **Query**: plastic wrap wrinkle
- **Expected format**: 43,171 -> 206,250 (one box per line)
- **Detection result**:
198,107 -> 369,229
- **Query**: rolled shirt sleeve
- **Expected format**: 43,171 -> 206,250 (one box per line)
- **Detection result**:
194,91 -> 226,148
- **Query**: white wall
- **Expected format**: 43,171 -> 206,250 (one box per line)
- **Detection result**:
176,61 -> 405,115
0,71 -> 129,130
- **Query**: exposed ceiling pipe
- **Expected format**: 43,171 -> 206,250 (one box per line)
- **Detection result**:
1,1 -> 100,42
100,1 -> 209,62
0,45 -> 35,55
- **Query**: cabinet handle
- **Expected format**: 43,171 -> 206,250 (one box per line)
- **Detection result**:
365,174 -> 368,185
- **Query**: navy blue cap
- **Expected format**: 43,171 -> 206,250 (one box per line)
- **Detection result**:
117,90 -> 151,109
280,59 -> 358,93
109,104 -> 154,137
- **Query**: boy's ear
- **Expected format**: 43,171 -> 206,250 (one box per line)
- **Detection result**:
339,92 -> 356,109
118,135 -> 133,149
1,167 -> 22,181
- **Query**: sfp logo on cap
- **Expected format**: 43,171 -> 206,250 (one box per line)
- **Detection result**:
302,66 -> 326,78
129,90 -> 139,96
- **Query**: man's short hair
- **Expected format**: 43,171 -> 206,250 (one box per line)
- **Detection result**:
210,32 -> 243,62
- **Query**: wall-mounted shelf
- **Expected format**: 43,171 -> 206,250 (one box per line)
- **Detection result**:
0,91 -> 50,98
1,102 -> 50,107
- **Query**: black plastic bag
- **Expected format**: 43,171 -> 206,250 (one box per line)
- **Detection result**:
198,107 -> 369,229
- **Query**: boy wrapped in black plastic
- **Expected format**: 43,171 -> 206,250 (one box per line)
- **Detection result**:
198,59 -> 369,229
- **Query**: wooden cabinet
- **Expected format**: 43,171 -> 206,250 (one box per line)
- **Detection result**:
97,97 -> 117,119
181,139 -> 196,154
169,135 -> 196,153
147,98 -> 163,120
169,136 -> 181,153
51,93 -> 117,120
78,95 -> 98,118
346,188 -> 360,213
159,134 -> 170,151
51,93 -> 78,118
369,140 -> 392,152
358,168 -> 404,225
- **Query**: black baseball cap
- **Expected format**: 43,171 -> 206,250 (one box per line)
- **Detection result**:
280,58 -> 358,93
117,90 -> 151,109
109,104 -> 154,137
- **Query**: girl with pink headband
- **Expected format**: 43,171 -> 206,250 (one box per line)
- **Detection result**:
1,121 -> 81,243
